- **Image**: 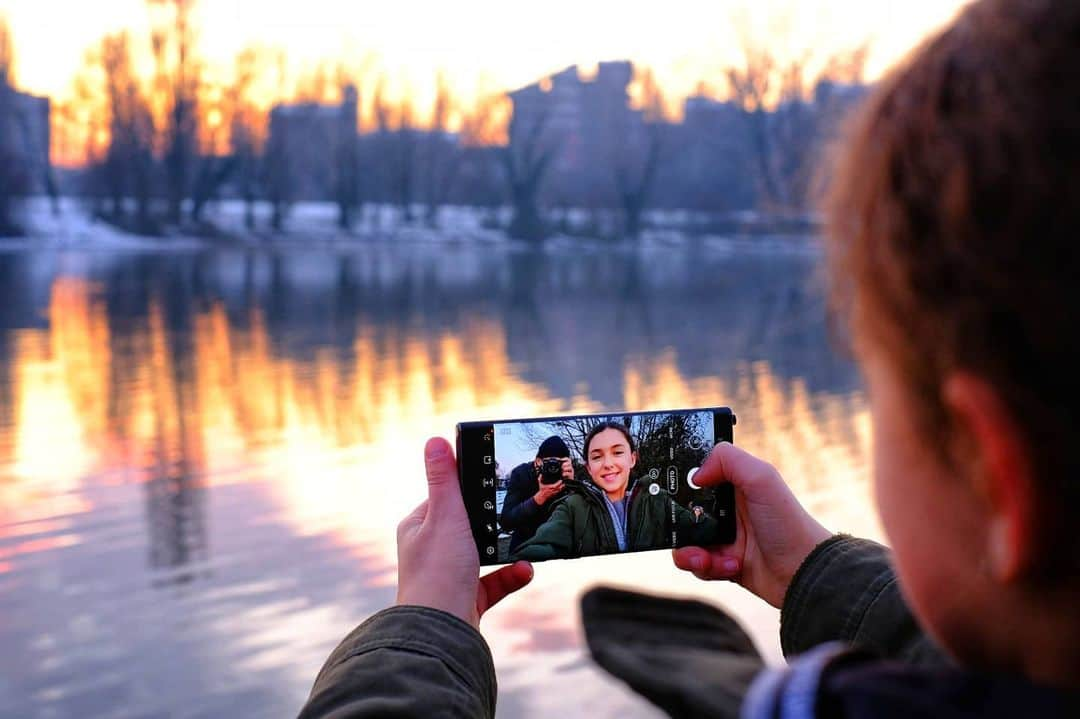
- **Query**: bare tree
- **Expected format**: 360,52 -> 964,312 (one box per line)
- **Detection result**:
70,50 -> 110,218
615,68 -> 666,240
370,81 -> 418,227
263,116 -> 290,232
726,15 -> 870,213
456,92 -> 507,224
804,44 -> 869,202
820,45 -> 869,87
263,50 -> 293,232
420,74 -> 462,227
100,32 -> 157,232
225,48 -> 263,231
395,99 -> 419,225
726,44 -> 787,209
188,49 -> 237,226
148,0 -> 201,226
189,149 -> 234,224
502,96 -> 558,241
334,73 -> 360,230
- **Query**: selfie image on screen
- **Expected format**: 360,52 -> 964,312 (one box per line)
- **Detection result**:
461,410 -> 730,564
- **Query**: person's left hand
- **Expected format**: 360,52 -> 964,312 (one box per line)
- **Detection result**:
397,437 -> 534,629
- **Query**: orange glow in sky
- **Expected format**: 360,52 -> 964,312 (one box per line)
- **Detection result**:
4,0 -> 971,109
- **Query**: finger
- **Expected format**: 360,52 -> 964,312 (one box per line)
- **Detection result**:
424,437 -> 464,514
672,546 -> 742,580
477,561 -> 534,616
673,548 -> 740,581
694,442 -> 779,492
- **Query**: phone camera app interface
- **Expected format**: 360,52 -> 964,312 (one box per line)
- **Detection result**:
460,409 -> 733,565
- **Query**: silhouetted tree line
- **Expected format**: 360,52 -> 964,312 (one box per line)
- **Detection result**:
251,56 -> 867,242
2,0 -> 871,241
501,46 -> 870,242
80,1 -> 221,235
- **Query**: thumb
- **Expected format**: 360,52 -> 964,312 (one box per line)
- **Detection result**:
424,437 -> 463,513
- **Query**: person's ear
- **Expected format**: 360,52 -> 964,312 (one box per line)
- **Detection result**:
943,372 -> 1038,582
630,451 -> 638,469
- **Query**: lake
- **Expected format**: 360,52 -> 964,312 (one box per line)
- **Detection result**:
0,239 -> 880,717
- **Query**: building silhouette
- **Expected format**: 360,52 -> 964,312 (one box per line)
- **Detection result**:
267,85 -> 359,201
0,88 -> 51,194
507,61 -> 647,206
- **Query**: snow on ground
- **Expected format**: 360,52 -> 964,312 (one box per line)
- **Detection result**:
2,198 -> 515,251
2,198 -> 205,251
3,197 -> 821,255
204,199 -> 510,246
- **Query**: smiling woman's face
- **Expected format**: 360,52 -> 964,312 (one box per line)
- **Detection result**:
586,428 -> 637,501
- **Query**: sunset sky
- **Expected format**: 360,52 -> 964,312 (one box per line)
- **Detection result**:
4,0 -> 971,111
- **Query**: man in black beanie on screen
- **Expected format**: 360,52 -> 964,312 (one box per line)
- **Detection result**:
499,435 -> 574,553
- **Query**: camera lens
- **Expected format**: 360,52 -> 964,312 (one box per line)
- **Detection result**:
540,458 -> 562,483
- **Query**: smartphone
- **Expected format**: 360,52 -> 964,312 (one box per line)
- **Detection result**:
457,407 -> 736,565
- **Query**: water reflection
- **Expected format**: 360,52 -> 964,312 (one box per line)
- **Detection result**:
0,242 -> 875,718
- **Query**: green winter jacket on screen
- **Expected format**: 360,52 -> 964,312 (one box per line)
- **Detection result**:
509,479 -> 719,561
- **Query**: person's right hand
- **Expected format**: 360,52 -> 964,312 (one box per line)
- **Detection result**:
672,443 -> 831,608
560,457 -> 574,481
533,480 -> 564,505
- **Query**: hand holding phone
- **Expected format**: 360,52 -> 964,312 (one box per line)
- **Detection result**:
670,442 -> 832,609
395,438 -> 534,628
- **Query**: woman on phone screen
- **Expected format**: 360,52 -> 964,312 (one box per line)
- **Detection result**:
511,422 -> 716,561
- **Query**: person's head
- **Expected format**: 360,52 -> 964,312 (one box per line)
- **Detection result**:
825,0 -> 1080,678
534,435 -> 571,467
583,422 -> 638,501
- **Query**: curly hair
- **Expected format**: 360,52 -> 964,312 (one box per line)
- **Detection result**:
824,0 -> 1080,557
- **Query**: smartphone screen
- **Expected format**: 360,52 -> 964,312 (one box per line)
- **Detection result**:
457,407 -> 736,565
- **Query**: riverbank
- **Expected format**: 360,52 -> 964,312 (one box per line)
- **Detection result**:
2,197 -> 823,254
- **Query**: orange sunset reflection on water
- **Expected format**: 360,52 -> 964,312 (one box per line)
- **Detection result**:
0,247 -> 878,717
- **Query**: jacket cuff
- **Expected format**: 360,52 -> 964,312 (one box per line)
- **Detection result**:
741,641 -> 858,719
518,497 -> 542,521
779,535 -> 894,657
312,605 -> 496,712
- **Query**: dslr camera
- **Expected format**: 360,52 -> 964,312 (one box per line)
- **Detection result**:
539,457 -> 564,485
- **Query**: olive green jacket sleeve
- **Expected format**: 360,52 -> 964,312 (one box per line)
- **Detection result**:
780,534 -> 947,665
297,606 -> 496,719
510,500 -> 575,561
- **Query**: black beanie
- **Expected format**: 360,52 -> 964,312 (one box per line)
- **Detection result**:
537,435 -> 571,459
